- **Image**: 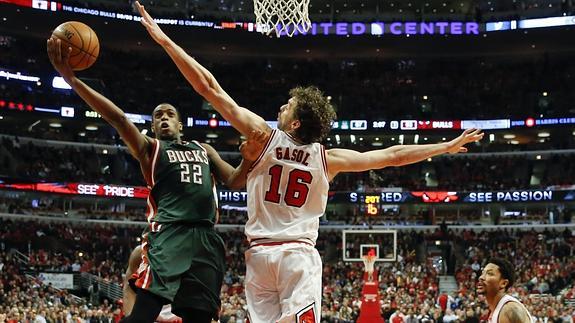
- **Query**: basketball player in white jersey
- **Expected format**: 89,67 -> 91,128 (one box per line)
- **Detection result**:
477,258 -> 533,323
136,4 -> 484,322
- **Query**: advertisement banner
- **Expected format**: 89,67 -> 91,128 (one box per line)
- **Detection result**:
1,183 -> 574,204
38,273 -> 74,289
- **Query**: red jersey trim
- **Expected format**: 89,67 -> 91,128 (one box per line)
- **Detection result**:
249,239 -> 314,249
320,145 -> 329,180
148,139 -> 161,187
248,129 -> 277,172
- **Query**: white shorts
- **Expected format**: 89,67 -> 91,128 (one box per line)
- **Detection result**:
245,242 -> 322,323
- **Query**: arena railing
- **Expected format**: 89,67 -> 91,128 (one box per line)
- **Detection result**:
1,212 -> 574,232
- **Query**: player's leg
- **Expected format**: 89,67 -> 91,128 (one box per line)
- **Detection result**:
244,246 -> 282,323
275,244 -> 322,323
123,245 -> 142,315
172,227 -> 227,321
126,226 -> 190,322
120,289 -> 167,323
177,309 -> 213,323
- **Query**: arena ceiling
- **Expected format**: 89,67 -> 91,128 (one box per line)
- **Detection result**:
66,0 -> 567,21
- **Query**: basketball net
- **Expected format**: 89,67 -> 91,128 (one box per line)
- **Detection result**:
253,0 -> 311,37
362,255 -> 376,281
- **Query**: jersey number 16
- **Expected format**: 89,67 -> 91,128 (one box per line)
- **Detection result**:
264,165 -> 312,207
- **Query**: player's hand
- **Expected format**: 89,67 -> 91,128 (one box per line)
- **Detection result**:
445,128 -> 484,154
47,37 -> 75,80
240,129 -> 268,161
135,1 -> 170,46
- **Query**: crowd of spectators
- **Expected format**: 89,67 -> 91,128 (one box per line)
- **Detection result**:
1,217 -> 573,322
2,136 -> 575,191
454,228 -> 575,322
0,251 -> 122,322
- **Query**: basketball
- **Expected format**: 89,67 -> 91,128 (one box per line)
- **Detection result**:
51,21 -> 99,71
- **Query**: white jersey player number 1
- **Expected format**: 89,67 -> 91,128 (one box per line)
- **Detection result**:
264,165 -> 312,207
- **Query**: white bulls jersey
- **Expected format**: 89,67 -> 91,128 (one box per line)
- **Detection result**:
246,130 -> 329,245
489,294 -> 534,323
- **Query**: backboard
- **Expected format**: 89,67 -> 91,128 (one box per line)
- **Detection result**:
342,230 -> 397,262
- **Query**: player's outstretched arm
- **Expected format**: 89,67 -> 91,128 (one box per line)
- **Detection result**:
202,130 -> 268,189
326,129 -> 483,180
47,38 -> 151,162
201,143 -> 248,189
135,1 -> 269,137
499,302 -> 532,323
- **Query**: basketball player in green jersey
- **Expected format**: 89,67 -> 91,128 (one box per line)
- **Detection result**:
47,38 -> 255,323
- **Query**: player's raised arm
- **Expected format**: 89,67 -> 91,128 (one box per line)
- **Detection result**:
135,1 -> 269,137
201,130 -> 268,189
326,129 -> 483,180
47,38 -> 152,163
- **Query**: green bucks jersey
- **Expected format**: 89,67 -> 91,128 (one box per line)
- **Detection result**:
144,139 -> 218,226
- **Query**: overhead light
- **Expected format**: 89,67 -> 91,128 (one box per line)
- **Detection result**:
78,132 -> 86,137
510,140 -> 519,145
442,137 -> 446,141
538,138 -> 546,143
0,116 -> 3,120
427,158 -> 432,162
503,134 -> 516,139
537,132 -> 550,138
536,155 -> 541,160
374,137 -> 380,141
85,125 -> 98,131
423,95 -> 428,100
489,134 -> 495,142
103,149 -> 108,154
391,137 -> 395,141
572,130 -> 575,136
542,91 -> 548,97
206,133 -> 219,139
49,122 -> 62,128
371,142 -> 383,147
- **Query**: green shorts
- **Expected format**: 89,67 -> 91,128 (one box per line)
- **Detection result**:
130,223 -> 226,317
